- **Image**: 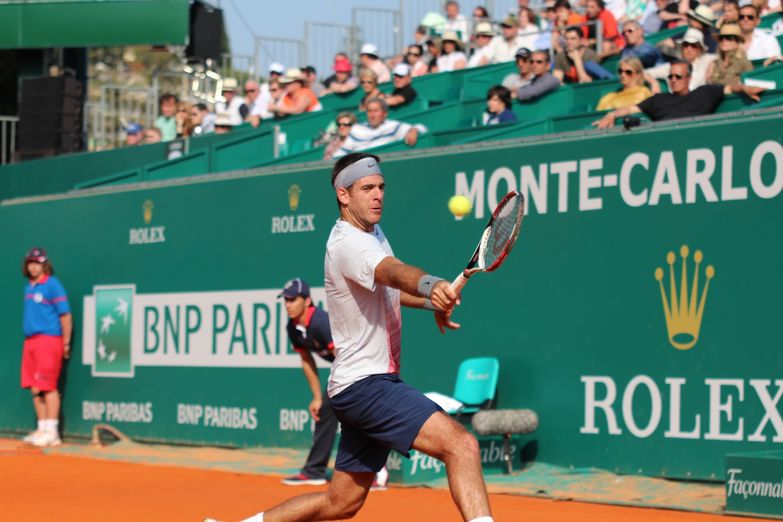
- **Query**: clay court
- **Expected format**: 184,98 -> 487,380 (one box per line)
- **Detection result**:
0,439 -> 766,522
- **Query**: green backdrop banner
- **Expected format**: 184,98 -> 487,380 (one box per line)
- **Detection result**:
1,112 -> 781,480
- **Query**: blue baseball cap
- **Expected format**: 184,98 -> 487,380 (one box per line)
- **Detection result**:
279,278 -> 310,299
126,123 -> 143,135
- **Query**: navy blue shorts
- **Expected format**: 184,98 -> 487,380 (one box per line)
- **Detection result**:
330,373 -> 443,473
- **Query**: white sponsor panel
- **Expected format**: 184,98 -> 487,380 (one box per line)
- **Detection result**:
82,287 -> 328,370
727,468 -> 783,499
82,400 -> 153,423
177,403 -> 258,430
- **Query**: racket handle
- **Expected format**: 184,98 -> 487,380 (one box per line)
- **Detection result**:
451,272 -> 469,293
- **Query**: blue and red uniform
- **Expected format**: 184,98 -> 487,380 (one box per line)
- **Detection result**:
21,275 -> 70,391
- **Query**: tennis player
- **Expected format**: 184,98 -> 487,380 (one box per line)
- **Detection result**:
236,152 -> 494,522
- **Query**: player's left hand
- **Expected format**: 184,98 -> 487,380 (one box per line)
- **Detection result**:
435,309 -> 461,334
309,398 -> 322,422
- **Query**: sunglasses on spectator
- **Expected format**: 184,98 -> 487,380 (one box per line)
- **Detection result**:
337,121 -> 353,127
245,88 -> 257,93
407,51 -> 421,56
719,35 -> 740,41
617,68 -> 635,75
667,73 -> 686,80
681,41 -> 700,48
531,59 -> 546,64
360,80 -> 375,84
739,14 -> 756,20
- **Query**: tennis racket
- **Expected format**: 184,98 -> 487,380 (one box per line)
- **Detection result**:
451,191 -> 525,293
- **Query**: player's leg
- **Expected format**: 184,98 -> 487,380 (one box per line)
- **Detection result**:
263,469 -> 373,522
412,411 -> 492,521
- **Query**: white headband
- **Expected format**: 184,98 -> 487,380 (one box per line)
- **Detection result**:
333,157 -> 383,189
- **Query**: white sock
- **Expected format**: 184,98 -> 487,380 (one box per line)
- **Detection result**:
37,420 -> 45,432
45,419 -> 59,435
239,513 -> 263,522
467,517 -> 494,522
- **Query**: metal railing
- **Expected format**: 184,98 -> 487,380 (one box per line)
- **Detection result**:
351,7 -> 402,63
303,22 -> 356,78
0,115 -> 18,165
254,36 -> 305,78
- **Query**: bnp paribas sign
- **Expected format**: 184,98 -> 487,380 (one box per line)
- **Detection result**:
82,285 -> 327,377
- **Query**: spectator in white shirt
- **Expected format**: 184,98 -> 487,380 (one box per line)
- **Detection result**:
437,31 -> 468,71
479,15 -> 526,65
441,0 -> 471,43
215,77 -> 245,126
359,43 -> 391,83
517,7 -> 541,51
333,98 -> 426,158
468,22 -> 496,67
645,28 -> 715,91
739,4 -> 782,60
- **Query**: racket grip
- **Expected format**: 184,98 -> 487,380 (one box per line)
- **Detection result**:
451,272 -> 469,293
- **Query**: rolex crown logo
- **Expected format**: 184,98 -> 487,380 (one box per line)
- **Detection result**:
288,184 -> 301,211
143,200 -> 154,225
654,245 -> 715,350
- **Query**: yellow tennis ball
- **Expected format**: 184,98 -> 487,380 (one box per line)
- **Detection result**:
448,195 -> 472,217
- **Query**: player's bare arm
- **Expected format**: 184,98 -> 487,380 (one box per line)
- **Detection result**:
374,256 -> 458,311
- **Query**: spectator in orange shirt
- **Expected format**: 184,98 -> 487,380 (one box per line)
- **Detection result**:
272,69 -> 323,117
583,0 -> 625,56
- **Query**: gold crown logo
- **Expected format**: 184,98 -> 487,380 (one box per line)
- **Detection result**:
288,184 -> 301,211
654,245 -> 715,350
143,200 -> 154,225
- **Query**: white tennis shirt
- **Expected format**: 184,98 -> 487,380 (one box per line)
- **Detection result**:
324,219 -> 402,397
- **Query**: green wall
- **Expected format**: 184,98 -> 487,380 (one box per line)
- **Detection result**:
1,111 -> 782,480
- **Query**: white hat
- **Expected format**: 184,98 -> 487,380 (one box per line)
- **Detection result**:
269,62 -> 285,74
681,27 -> 706,49
214,112 -> 234,126
222,77 -> 238,91
474,21 -> 495,36
279,68 -> 305,84
392,63 -> 411,77
360,43 -> 379,56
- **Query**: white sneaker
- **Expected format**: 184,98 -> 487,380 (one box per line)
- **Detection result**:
22,430 -> 43,444
371,466 -> 389,491
30,431 -> 61,447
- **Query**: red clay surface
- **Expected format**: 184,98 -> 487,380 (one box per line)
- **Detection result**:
0,448 -> 766,522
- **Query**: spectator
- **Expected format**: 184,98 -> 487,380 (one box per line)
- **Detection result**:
534,5 -> 558,51
143,127 -> 162,144
592,60 -> 764,128
517,51 -> 562,101
406,44 -> 429,76
503,48 -> 535,94
243,80 -> 266,127
739,4 -> 782,60
596,57 -> 653,110
442,0 -> 470,43
480,15 -> 527,65
620,20 -> 665,67
19,247 -> 71,448
334,98 -> 426,157
414,25 -> 429,46
646,28 -> 715,90
358,68 -> 384,111
718,0 -> 740,28
555,0 -> 586,27
386,63 -> 418,107
213,112 -> 234,135
324,112 -> 357,160
686,5 -> 718,53
155,93 -> 178,142
272,69 -> 323,117
425,37 -> 443,72
472,5 -> 490,25
438,31 -> 468,71
517,7 -> 541,51
583,0 -> 624,56
553,27 -> 607,84
707,24 -> 753,86
322,56 -> 359,95
188,103 -> 216,135
176,101 -> 192,138
302,66 -> 326,97
215,77 -> 245,126
124,123 -> 143,146
641,0 -> 685,34
468,22 -> 496,67
359,43 -> 391,83
483,85 -> 518,124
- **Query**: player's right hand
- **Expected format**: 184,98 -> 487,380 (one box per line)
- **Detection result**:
430,280 -> 459,311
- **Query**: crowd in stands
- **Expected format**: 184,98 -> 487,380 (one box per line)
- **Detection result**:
124,0 -> 783,152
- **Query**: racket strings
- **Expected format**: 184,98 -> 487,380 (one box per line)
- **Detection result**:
482,196 -> 523,268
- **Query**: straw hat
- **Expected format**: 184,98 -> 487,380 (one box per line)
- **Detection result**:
719,23 -> 745,42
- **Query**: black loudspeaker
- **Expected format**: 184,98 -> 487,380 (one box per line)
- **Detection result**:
18,76 -> 83,155
187,1 -> 224,61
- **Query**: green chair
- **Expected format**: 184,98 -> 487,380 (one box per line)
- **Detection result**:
425,357 -> 500,415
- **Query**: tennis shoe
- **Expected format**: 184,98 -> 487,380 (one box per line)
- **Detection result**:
30,431 -> 61,447
22,430 -> 43,443
281,473 -> 327,486
371,466 -> 389,491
